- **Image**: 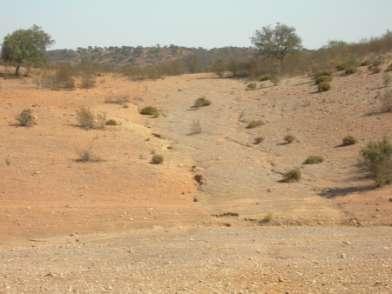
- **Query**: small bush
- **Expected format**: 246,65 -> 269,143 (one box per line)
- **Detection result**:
246,120 -> 264,129
259,213 -> 273,225
385,63 -> 392,72
281,168 -> 301,183
344,66 -> 357,76
246,82 -> 257,90
318,81 -> 331,92
360,60 -> 370,67
76,149 -> 101,163
76,107 -> 106,129
314,74 -> 332,85
192,97 -> 211,108
380,90 -> 392,113
105,96 -> 129,106
361,138 -> 392,186
254,137 -> 264,145
383,73 -> 392,88
16,109 -> 36,127
284,135 -> 296,144
369,64 -> 381,74
151,154 -> 164,165
80,72 -> 96,89
342,135 -> 357,146
105,119 -> 118,126
258,75 -> 270,82
49,65 -> 76,90
140,106 -> 159,117
303,156 -> 324,165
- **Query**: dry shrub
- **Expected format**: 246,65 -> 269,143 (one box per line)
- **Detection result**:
246,82 -> 257,90
151,154 -> 164,165
380,89 -> 392,113
303,156 -> 324,165
361,138 -> 392,186
192,97 -> 211,108
281,168 -> 301,183
76,107 -> 106,129
44,65 -> 76,90
318,81 -> 331,92
284,135 -> 296,144
342,135 -> 357,146
246,120 -> 264,129
16,109 -> 36,127
80,71 -> 96,89
140,106 -> 159,117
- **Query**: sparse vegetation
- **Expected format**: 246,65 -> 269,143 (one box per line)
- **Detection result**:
246,82 -> 257,90
192,97 -> 211,108
318,81 -> 331,92
151,154 -> 164,165
284,135 -> 296,144
254,137 -> 264,145
76,148 -> 101,163
342,135 -> 357,146
16,109 -> 36,127
246,120 -> 264,129
259,213 -> 273,224
40,65 -> 76,90
105,119 -> 118,126
140,106 -> 159,117
104,96 -> 129,106
314,72 -> 332,85
303,156 -> 324,165
80,72 -> 96,89
380,89 -> 392,112
385,63 -> 392,72
76,107 -> 106,129
281,168 -> 301,183
361,138 -> 392,187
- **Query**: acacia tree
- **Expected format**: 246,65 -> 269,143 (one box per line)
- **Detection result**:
1,25 -> 54,75
252,23 -> 302,70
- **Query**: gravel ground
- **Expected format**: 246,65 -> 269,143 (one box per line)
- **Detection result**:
1,226 -> 391,293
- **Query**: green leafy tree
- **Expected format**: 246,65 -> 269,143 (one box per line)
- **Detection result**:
252,23 -> 302,70
1,25 -> 54,75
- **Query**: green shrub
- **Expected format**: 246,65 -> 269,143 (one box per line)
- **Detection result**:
361,138 -> 392,186
140,106 -> 159,117
303,156 -> 324,165
246,120 -> 264,129
16,109 -> 36,127
342,135 -> 357,146
193,97 -> 211,108
151,154 -> 164,165
318,81 -> 331,92
76,107 -> 106,129
281,168 -> 301,183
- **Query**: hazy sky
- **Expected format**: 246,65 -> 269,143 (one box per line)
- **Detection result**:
1,0 -> 392,50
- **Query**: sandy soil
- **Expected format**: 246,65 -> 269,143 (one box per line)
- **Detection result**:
1,66 -> 392,292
